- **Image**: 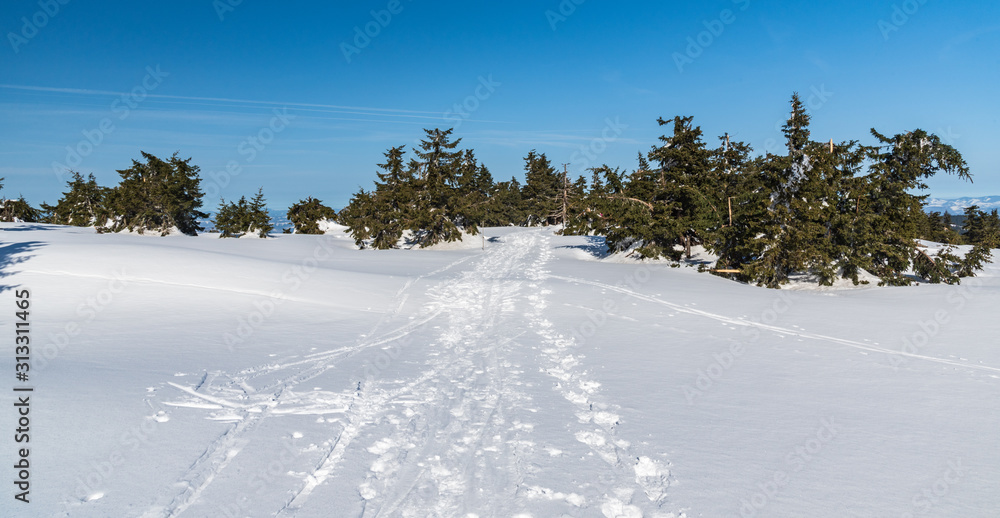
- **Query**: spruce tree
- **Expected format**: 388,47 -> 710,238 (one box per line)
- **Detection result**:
102,152 -> 207,236
0,196 -> 40,223
963,206 -> 1000,248
482,177 -> 525,227
214,188 -> 272,238
861,129 -> 971,284
41,172 -> 111,227
288,197 -> 337,234
521,151 -> 562,226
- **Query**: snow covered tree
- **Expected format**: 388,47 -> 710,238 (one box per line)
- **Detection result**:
41,171 -> 111,227
591,116 -> 718,261
858,129 -> 972,285
214,188 -> 272,238
101,152 -> 207,236
0,195 -> 41,223
288,197 -> 337,234
342,130 -> 487,249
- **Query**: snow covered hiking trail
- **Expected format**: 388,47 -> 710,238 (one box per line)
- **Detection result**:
148,229 -> 685,518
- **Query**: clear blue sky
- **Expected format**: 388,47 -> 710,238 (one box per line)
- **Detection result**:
1,0 -> 998,209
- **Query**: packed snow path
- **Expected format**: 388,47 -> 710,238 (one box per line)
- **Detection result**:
146,230 -> 682,518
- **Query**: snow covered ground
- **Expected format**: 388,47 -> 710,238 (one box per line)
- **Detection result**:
3,223 -> 999,517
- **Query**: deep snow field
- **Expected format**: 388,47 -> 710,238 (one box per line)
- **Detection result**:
2,222 -> 999,518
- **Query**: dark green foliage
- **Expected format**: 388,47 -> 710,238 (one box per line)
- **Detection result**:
962,206 -> 1000,248
919,211 -> 963,244
0,195 -> 41,223
100,152 -> 207,236
482,177 -> 526,227
342,130 -> 490,249
288,197 -> 337,234
41,171 -> 111,227
589,116 -> 718,260
214,188 -> 273,238
521,151 -> 563,226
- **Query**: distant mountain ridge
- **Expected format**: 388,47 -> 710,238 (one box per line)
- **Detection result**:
924,196 -> 1000,214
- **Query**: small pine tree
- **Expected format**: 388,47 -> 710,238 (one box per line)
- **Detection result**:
41,172 -> 111,226
521,151 -> 563,226
214,188 -> 272,238
0,195 -> 41,223
288,197 -> 337,234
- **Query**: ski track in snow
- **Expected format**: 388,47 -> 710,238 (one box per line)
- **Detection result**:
141,254 -> 474,518
548,274 -> 1000,375
526,234 -> 680,518
145,230 -> 690,517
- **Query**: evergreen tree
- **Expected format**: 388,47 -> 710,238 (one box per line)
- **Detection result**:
482,177 -> 526,227
41,171 -> 111,226
342,129 -> 487,249
409,129 -> 465,246
213,188 -> 272,238
963,206 -> 1000,249
0,195 -> 41,223
101,152 -> 207,236
592,116 -> 717,261
521,151 -> 562,226
288,197 -> 337,234
859,129 -> 971,285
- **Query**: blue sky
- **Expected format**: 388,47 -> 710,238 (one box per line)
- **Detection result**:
1,0 -> 998,210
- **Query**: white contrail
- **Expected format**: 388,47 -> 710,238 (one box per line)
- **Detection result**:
0,83 -> 443,116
